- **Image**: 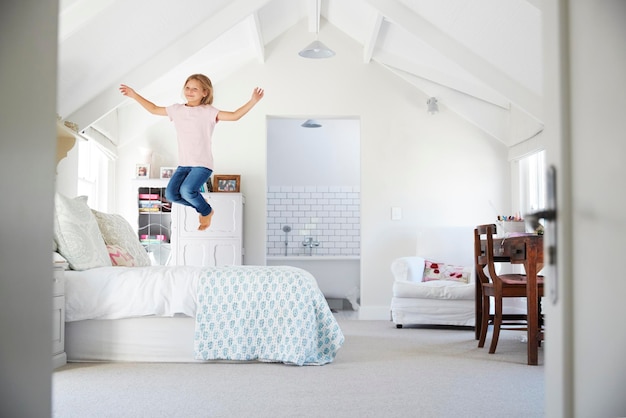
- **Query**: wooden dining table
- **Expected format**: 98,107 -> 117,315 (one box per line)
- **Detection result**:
475,234 -> 544,365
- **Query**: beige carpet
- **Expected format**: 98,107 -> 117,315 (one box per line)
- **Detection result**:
53,319 -> 544,418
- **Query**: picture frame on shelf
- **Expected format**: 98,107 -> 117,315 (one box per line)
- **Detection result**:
136,164 -> 150,178
160,166 -> 175,179
213,174 -> 240,192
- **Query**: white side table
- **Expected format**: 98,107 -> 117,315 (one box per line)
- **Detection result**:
52,262 -> 67,368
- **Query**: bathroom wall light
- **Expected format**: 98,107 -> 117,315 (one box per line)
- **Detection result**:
427,97 -> 439,115
301,119 -> 322,128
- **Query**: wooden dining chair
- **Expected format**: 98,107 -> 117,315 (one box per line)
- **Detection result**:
474,224 -> 544,354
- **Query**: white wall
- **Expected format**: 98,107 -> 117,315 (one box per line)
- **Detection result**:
267,118 -> 360,186
55,145 -> 79,197
112,21 -> 510,318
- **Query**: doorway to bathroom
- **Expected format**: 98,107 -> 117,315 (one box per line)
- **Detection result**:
266,116 -> 360,257
266,116 -> 361,311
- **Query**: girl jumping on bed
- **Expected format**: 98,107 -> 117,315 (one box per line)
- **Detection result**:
120,75 -> 264,230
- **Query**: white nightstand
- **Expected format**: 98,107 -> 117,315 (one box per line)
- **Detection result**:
52,263 -> 67,368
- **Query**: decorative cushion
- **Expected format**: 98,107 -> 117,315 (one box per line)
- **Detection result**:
423,260 -> 471,284
53,194 -> 111,271
92,210 -> 151,267
107,244 -> 137,266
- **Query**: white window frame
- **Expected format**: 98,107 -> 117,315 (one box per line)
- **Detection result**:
77,139 -> 110,211
518,149 -> 546,215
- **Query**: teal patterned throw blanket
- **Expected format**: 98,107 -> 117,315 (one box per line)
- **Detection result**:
194,266 -> 344,366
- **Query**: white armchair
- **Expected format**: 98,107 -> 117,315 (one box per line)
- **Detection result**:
390,226 -> 526,329
391,256 -> 476,327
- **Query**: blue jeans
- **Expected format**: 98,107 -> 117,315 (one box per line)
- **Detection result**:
165,166 -> 213,216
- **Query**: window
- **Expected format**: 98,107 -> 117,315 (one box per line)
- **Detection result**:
518,150 -> 546,214
77,139 -> 109,211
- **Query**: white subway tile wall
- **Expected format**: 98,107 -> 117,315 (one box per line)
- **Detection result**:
267,186 -> 360,256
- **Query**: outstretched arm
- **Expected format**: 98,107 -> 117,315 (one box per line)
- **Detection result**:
217,87 -> 265,121
119,84 -> 168,116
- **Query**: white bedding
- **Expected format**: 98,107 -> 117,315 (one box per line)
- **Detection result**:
65,265 -> 203,321
64,265 -> 344,365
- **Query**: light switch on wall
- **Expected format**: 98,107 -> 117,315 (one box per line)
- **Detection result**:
391,207 -> 402,220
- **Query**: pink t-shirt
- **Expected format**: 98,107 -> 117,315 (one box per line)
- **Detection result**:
166,103 -> 220,169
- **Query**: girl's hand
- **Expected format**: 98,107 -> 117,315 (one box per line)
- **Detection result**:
251,87 -> 264,103
119,84 -> 136,98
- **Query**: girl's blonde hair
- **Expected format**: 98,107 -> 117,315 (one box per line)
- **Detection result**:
184,74 -> 213,105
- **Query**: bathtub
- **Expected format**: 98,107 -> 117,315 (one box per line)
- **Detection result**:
266,256 -> 360,310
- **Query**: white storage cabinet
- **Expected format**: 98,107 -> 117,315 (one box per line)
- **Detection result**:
171,193 -> 244,266
52,263 -> 67,368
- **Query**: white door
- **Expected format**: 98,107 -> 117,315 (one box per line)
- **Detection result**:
543,2 -> 626,417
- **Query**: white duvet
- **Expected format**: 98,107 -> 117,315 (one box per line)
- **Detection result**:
64,265 -> 345,365
64,265 -> 204,322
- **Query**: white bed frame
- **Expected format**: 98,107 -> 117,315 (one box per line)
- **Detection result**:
65,315 -> 199,362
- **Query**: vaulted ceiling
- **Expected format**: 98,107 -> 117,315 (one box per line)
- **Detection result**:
58,0 -> 543,147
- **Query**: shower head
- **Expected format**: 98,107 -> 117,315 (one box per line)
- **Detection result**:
282,225 -> 292,233
301,119 -> 322,128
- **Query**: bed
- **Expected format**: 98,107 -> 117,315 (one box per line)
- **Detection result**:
53,193 -> 344,366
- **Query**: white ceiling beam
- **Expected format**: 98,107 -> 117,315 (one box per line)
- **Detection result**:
250,12 -> 265,63
58,0 -> 116,41
82,125 -> 118,160
363,12 -> 384,63
375,50 -> 510,109
305,0 -> 320,32
67,0 -> 272,129
382,64 -> 510,144
367,0 -> 542,121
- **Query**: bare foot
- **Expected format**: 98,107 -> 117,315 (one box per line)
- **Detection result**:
198,210 -> 214,230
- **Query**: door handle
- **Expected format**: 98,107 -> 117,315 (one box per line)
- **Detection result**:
525,209 -> 556,224
525,209 -> 557,268
525,165 -> 558,303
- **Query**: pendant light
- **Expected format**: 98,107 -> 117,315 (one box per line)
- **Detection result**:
298,0 -> 335,59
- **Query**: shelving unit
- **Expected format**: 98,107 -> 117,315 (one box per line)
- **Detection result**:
135,179 -> 171,265
133,179 -> 243,266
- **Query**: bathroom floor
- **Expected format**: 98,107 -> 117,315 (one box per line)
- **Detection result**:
332,309 -> 359,320
327,298 -> 359,320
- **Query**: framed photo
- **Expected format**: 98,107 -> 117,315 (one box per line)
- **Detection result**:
213,174 -> 240,192
160,166 -> 175,179
136,164 -> 150,178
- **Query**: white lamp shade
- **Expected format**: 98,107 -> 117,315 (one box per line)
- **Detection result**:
298,40 -> 335,59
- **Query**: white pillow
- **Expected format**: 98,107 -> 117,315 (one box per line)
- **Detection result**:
391,256 -> 425,282
92,210 -> 151,267
53,194 -> 111,270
